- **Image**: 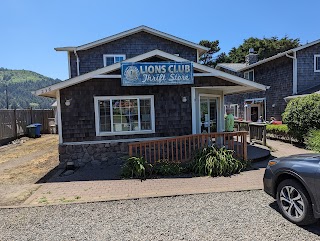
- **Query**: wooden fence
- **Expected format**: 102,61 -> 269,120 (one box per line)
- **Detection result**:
0,109 -> 55,144
128,131 -> 248,163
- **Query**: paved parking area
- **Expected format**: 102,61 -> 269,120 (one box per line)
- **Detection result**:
1,190 -> 319,241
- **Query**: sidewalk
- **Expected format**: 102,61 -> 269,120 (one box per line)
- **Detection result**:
23,169 -> 265,206
16,139 -> 313,207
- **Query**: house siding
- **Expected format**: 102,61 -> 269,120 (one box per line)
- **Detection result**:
70,32 -> 198,78
296,43 -> 320,93
60,77 -> 236,143
224,56 -> 293,121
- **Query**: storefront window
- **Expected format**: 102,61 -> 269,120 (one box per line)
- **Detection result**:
95,96 -> 154,136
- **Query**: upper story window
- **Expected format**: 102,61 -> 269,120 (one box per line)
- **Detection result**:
103,54 -> 126,67
314,55 -> 320,72
94,95 -> 155,136
244,69 -> 254,81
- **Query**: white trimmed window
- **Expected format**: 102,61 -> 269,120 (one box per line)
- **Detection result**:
314,55 -> 320,72
94,95 -> 155,136
103,54 -> 126,67
244,69 -> 254,81
230,104 -> 239,117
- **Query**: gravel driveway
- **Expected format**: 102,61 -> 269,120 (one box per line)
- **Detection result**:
1,190 -> 319,241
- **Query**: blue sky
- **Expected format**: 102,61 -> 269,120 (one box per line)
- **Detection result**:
0,0 -> 319,80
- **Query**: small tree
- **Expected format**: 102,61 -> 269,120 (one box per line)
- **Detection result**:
282,94 -> 320,143
198,40 -> 220,66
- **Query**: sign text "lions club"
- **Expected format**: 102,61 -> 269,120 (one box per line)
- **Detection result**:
121,62 -> 194,86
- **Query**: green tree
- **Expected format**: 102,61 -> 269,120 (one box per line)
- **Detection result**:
215,52 -> 232,65
198,40 -> 220,66
282,94 -> 320,143
228,36 -> 300,63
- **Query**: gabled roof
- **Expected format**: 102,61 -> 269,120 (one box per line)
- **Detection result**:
239,39 -> 320,71
54,25 -> 210,55
35,49 -> 267,98
217,38 -> 320,72
216,63 -> 246,72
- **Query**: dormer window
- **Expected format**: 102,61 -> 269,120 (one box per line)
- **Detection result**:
244,69 -> 254,81
314,55 -> 320,72
103,54 -> 126,67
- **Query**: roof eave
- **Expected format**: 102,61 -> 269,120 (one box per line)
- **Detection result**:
55,47 -> 76,51
54,26 -> 209,53
239,50 -> 293,71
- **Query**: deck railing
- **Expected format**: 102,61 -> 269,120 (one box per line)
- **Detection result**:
249,123 -> 267,146
128,131 -> 248,163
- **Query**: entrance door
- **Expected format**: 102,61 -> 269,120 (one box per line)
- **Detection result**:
251,106 -> 259,122
199,96 -> 217,133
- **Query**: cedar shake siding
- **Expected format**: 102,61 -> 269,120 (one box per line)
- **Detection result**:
60,77 -> 236,143
225,56 -> 293,120
70,32 -> 198,78
297,43 -> 320,93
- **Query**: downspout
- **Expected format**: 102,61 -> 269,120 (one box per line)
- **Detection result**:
286,51 -> 297,95
73,49 -> 80,76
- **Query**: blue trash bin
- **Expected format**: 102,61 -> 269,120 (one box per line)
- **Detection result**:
27,123 -> 42,138
34,123 -> 42,137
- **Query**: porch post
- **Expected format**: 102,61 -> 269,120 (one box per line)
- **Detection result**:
191,87 -> 197,134
221,91 -> 225,132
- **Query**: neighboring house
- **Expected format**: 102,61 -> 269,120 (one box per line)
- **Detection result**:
217,40 -> 320,122
35,26 -> 266,166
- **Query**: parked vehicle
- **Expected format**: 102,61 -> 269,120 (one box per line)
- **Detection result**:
263,154 -> 320,225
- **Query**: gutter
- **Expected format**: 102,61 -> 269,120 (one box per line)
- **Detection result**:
285,52 -> 297,95
73,49 -> 80,76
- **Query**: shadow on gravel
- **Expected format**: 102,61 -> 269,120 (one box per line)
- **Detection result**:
269,201 -> 320,235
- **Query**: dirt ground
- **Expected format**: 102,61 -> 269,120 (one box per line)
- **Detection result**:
0,135 -> 59,206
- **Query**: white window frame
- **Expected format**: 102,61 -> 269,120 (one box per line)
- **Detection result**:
103,54 -> 126,67
224,105 -> 228,115
94,95 -> 155,136
230,104 -> 239,118
244,69 -> 254,81
314,54 -> 320,72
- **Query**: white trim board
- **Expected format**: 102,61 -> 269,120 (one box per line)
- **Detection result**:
56,90 -> 63,144
55,25 -> 209,55
314,54 -> 320,72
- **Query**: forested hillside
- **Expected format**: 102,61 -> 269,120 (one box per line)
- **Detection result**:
0,68 -> 61,109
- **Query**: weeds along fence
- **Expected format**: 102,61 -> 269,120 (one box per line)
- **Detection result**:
0,109 -> 55,144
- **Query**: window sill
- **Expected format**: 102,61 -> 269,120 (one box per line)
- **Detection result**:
96,130 -> 155,136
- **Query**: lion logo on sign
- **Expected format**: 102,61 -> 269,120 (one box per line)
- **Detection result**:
124,66 -> 140,81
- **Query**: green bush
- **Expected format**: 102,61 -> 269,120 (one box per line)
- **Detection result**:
282,93 -> 320,143
306,129 -> 320,153
121,156 -> 151,180
152,160 -> 183,176
266,124 -> 289,135
191,146 -> 249,177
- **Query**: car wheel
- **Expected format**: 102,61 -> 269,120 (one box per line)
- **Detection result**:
276,179 -> 317,225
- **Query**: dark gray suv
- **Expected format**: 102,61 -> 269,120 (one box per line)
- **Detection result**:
263,154 -> 320,225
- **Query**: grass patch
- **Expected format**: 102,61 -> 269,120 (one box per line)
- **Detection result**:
38,196 -> 48,204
